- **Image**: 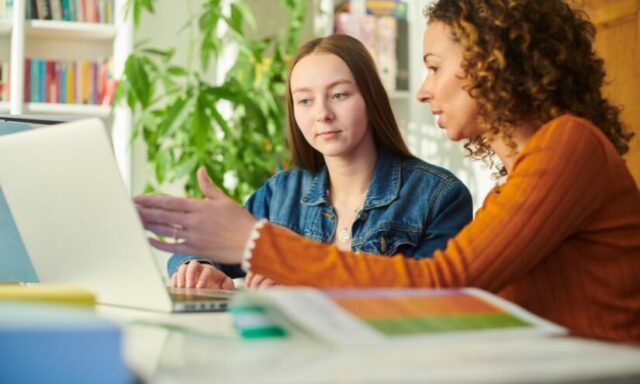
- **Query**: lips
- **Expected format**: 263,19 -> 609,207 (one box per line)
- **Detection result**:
316,130 -> 341,137
431,111 -> 443,128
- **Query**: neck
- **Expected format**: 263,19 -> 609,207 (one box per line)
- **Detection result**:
488,124 -> 537,174
325,147 -> 377,206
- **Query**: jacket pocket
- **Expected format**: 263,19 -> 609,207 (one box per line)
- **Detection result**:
358,226 -> 420,256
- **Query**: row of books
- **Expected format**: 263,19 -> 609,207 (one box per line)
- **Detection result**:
27,0 -> 114,24
0,61 -> 9,101
335,12 -> 400,92
24,58 -> 116,105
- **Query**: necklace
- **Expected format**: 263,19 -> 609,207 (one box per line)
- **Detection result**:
337,208 -> 360,243
327,189 -> 366,244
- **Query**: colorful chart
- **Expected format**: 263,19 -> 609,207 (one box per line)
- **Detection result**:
326,289 -> 530,336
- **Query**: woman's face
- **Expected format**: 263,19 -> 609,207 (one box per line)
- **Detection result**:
416,21 -> 482,141
290,52 -> 373,160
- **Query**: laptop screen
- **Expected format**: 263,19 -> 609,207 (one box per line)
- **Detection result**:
0,118 -> 175,311
0,115 -> 75,283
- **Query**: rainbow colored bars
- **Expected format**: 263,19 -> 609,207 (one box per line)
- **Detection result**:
326,289 -> 530,336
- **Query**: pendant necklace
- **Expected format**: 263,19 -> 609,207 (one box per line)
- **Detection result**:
328,189 -> 365,244
337,208 -> 360,243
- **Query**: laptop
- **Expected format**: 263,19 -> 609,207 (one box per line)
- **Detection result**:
0,118 -> 232,312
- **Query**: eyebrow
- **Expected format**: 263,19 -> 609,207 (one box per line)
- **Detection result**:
291,79 -> 354,94
423,53 -> 437,63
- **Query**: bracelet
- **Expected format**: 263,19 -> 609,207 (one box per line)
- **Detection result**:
241,219 -> 267,272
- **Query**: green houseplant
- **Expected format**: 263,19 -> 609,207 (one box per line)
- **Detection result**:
118,0 -> 306,201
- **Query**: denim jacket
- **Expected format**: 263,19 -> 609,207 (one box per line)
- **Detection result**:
167,151 -> 472,278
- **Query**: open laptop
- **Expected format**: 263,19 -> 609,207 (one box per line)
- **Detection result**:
0,118 -> 232,312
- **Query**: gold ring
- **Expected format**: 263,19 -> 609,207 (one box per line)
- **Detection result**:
172,225 -> 180,242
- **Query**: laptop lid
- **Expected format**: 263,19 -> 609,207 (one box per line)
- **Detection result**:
0,118 -> 216,312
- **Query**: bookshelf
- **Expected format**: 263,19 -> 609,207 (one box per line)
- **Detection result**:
313,0 -> 413,131
1,0 -> 133,187
315,0 -> 410,96
26,19 -> 117,39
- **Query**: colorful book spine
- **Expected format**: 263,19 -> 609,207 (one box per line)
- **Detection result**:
61,0 -> 71,21
66,60 -> 74,103
59,61 -> 66,104
24,0 -> 112,24
50,0 -> 63,20
23,58 -> 113,105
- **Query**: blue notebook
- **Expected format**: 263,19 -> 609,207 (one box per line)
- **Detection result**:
0,122 -> 38,282
0,301 -> 129,384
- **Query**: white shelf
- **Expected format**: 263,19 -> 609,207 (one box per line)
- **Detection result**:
25,103 -> 112,118
26,20 -> 117,40
0,20 -> 11,35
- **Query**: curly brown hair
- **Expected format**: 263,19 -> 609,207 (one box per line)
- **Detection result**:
425,0 -> 633,164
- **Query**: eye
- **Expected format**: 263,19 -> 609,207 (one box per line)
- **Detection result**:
332,92 -> 348,100
297,98 -> 312,106
427,66 -> 439,75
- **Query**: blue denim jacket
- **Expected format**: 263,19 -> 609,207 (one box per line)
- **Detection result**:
167,151 -> 472,278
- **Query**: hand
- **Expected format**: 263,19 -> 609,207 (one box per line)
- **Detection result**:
244,271 -> 277,290
171,262 -> 235,290
134,167 -> 257,265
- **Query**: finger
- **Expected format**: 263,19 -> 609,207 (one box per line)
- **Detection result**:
184,261 -> 203,288
197,167 -> 226,200
148,237 -> 192,255
248,274 -> 266,290
221,276 -> 235,290
244,271 -> 254,288
197,266 -> 230,290
171,272 -> 178,288
140,222 -> 179,239
196,266 -> 217,289
137,207 -> 190,231
134,194 -> 196,213
175,263 -> 188,288
258,278 -> 276,290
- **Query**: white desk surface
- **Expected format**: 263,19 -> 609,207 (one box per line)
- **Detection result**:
97,305 -> 640,384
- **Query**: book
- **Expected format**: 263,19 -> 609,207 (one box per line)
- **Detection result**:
230,288 -> 566,345
0,301 -> 128,384
0,283 -> 95,307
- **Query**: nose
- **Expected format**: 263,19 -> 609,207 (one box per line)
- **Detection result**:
416,75 -> 432,104
315,99 -> 335,123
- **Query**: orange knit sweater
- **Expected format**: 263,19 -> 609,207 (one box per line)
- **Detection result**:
248,115 -> 640,342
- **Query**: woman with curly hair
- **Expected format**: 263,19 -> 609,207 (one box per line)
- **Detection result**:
135,0 -> 640,342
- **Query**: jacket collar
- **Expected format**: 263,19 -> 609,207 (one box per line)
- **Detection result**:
301,150 -> 401,209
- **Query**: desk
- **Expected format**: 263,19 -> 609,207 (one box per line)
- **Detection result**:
97,305 -> 640,383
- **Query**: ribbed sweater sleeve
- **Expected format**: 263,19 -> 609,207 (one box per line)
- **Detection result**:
246,115 -> 640,341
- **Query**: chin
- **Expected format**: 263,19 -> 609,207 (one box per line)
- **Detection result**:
445,131 -> 465,142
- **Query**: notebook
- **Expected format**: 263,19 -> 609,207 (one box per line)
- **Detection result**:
0,118 -> 232,312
